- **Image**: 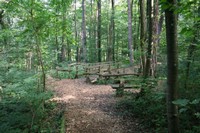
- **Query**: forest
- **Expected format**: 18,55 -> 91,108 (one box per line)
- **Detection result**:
0,0 -> 200,132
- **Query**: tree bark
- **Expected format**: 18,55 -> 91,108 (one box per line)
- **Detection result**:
74,0 -> 80,62
165,0 -> 179,132
139,0 -> 147,75
107,0 -> 115,61
127,0 -> 134,66
111,0 -> 115,61
144,0 -> 152,77
60,0 -> 67,62
97,0 -> 102,62
81,0 -> 87,62
30,0 -> 46,92
152,0 -> 159,77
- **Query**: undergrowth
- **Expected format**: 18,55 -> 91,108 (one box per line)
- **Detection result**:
115,77 -> 200,132
0,68 -> 65,132
115,89 -> 167,133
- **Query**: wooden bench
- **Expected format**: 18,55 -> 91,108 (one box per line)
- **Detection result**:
56,67 -> 72,79
111,80 -> 141,97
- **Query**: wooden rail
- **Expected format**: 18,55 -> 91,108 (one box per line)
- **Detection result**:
55,62 -> 140,82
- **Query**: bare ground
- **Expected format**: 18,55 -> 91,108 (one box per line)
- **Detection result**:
47,77 -> 145,133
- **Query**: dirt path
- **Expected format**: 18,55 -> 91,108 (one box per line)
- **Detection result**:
48,77 -> 144,133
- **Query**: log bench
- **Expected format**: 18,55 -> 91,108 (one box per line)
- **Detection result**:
111,83 -> 141,97
98,73 -> 140,80
56,67 -> 72,79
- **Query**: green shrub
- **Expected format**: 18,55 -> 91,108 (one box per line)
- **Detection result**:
116,91 -> 167,132
0,68 -> 64,132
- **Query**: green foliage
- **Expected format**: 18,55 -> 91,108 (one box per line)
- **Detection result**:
173,98 -> 200,132
0,68 -> 63,132
115,91 -> 167,132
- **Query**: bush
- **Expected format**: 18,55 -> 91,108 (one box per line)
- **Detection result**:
0,68 -> 63,132
116,91 -> 167,132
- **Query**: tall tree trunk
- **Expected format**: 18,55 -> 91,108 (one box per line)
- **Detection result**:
55,15 -> 59,64
144,0 -> 152,77
0,9 -> 9,65
133,1 -> 139,50
165,0 -> 179,132
0,10 -> 7,47
74,0 -> 80,62
107,0 -> 115,61
81,0 -> 87,62
111,0 -> 115,61
60,0 -> 67,62
139,0 -> 147,75
152,0 -> 159,77
67,39 -> 71,61
158,14 -> 164,46
97,0 -> 102,62
127,0 -> 134,66
61,44 -> 66,62
30,0 -> 46,92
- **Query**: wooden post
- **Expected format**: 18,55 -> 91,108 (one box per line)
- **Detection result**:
117,63 -> 120,74
123,67 -> 125,73
56,69 -> 59,79
68,66 -> 71,79
116,80 -> 124,97
56,67 -> 61,80
98,65 -> 101,74
108,64 -> 111,74
75,65 -> 78,78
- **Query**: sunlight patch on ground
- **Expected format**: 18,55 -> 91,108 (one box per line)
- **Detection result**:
50,95 -> 76,102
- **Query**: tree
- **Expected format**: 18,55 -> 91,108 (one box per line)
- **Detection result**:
107,0 -> 115,61
60,0 -> 67,62
144,0 -> 152,77
74,0 -> 79,62
97,0 -> 102,62
165,0 -> 179,132
139,0 -> 147,74
127,0 -> 134,66
81,0 -> 87,62
152,0 -> 159,77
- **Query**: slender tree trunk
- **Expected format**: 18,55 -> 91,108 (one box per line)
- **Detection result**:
139,0 -> 147,75
55,18 -> 59,63
165,0 -> 179,132
116,33 -> 119,61
133,1 -> 139,50
97,0 -> 102,62
139,0 -> 153,97
30,1 -> 46,92
112,0 -> 115,61
74,0 -> 80,62
0,10 -> 7,47
81,0 -> 87,62
61,43 -> 66,62
127,0 -> 134,66
60,0 -> 67,62
67,39 -> 71,61
158,14 -> 164,46
144,0 -> 152,77
107,0 -> 115,61
152,0 -> 159,77
0,9 -> 9,65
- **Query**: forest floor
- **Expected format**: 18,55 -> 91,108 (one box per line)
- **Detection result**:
47,76 -> 146,133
